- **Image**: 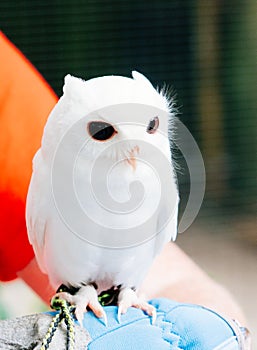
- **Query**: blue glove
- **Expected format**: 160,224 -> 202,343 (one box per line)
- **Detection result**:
81,298 -> 248,349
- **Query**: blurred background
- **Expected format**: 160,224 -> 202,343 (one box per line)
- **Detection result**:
0,0 -> 256,344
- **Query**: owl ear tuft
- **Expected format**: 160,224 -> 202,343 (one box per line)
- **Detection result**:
63,74 -> 85,100
131,71 -> 155,90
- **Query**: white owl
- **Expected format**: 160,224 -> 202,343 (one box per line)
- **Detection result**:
26,71 -> 179,324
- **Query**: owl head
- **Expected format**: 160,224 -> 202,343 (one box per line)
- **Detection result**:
41,71 -> 175,167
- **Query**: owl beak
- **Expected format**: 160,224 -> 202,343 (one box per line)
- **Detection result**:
126,146 -> 139,171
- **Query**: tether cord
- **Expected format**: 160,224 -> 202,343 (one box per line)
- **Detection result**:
40,298 -> 75,350
40,284 -> 121,349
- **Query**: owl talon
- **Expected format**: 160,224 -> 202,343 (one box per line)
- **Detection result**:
118,287 -> 156,324
52,284 -> 107,325
117,305 -> 123,323
101,311 -> 108,327
75,308 -> 85,326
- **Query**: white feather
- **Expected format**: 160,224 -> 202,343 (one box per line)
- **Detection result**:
26,71 -> 179,291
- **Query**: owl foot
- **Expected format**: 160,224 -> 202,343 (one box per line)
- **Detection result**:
52,284 -> 107,326
117,287 -> 156,324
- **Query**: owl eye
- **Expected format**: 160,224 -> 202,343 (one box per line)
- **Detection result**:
147,116 -> 159,134
88,121 -> 117,141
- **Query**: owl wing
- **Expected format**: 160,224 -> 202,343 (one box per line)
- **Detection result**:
26,150 -> 48,273
154,193 -> 179,256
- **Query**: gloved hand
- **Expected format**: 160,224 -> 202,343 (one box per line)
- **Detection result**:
81,298 -> 249,350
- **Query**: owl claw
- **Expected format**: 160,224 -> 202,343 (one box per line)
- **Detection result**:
101,311 -> 108,327
52,284 -> 107,326
117,305 -> 123,324
117,287 -> 156,324
74,308 -> 85,326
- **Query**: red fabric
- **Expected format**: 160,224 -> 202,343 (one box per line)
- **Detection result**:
0,32 -> 58,280
0,192 -> 34,280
